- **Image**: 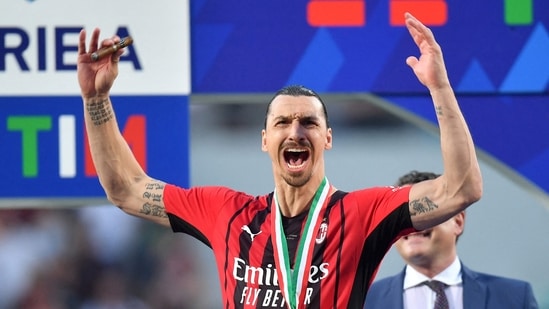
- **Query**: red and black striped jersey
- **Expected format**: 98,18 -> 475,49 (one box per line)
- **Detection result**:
164,184 -> 414,309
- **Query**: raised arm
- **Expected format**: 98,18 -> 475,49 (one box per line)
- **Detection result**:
77,28 -> 170,226
403,13 -> 482,230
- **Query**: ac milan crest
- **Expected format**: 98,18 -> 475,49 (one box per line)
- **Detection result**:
316,221 -> 328,244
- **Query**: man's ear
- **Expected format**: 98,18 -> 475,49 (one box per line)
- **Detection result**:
261,129 -> 267,152
454,211 -> 465,236
325,128 -> 333,150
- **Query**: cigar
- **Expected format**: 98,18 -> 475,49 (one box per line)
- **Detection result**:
90,36 -> 133,61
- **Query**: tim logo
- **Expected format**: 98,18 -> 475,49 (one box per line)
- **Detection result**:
307,0 -> 533,27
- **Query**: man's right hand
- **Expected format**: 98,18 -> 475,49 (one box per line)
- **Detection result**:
77,28 -> 124,100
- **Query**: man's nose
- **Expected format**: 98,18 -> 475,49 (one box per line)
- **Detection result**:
288,121 -> 306,141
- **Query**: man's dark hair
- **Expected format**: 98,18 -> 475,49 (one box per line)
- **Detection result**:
396,170 -> 440,186
264,85 -> 330,129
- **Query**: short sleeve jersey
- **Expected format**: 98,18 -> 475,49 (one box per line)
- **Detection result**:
163,184 -> 414,309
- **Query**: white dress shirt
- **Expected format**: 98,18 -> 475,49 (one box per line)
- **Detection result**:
402,256 -> 463,309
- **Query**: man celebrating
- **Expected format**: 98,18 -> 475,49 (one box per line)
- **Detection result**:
76,13 -> 482,308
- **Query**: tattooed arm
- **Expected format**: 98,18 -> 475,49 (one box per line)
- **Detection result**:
403,13 -> 482,230
77,28 -> 170,226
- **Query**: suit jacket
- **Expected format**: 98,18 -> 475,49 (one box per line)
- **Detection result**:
364,263 -> 538,309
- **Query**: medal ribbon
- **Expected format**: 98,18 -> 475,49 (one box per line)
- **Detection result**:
272,177 -> 330,309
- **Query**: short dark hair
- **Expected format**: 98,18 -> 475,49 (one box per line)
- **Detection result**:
396,170 -> 440,186
264,85 -> 330,129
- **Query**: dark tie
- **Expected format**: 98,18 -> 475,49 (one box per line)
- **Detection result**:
423,280 -> 449,309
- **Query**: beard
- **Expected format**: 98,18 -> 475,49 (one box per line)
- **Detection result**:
282,172 -> 312,188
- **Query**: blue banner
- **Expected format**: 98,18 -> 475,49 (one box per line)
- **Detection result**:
190,0 -> 549,196
0,96 -> 189,199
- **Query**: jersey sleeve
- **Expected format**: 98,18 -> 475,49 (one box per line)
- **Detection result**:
163,184 -> 253,242
353,185 -> 416,238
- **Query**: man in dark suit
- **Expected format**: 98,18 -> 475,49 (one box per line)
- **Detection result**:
364,171 -> 539,309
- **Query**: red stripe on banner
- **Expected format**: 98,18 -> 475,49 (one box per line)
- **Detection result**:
307,0 -> 366,27
390,0 -> 448,26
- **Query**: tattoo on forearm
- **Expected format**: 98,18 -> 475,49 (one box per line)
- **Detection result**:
409,197 -> 438,216
145,182 -> 165,191
86,98 -> 113,126
140,182 -> 167,218
435,105 -> 443,116
143,191 -> 162,203
141,202 -> 168,218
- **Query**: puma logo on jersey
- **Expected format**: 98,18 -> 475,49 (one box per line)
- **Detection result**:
242,225 -> 262,241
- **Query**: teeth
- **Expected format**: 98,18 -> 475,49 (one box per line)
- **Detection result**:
287,148 -> 306,152
287,162 -> 305,169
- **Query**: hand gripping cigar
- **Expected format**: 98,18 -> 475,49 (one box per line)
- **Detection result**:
90,36 -> 133,61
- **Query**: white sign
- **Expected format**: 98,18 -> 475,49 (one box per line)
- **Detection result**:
0,0 -> 190,95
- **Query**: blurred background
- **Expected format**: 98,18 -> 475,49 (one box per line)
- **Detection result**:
1,97 -> 548,308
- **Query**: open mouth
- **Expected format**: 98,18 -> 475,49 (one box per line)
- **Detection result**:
284,148 -> 310,169
403,230 -> 432,240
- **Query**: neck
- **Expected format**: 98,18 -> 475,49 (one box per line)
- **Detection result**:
275,176 -> 328,217
410,254 -> 457,279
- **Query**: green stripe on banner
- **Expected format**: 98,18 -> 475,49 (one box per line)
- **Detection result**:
505,0 -> 533,25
